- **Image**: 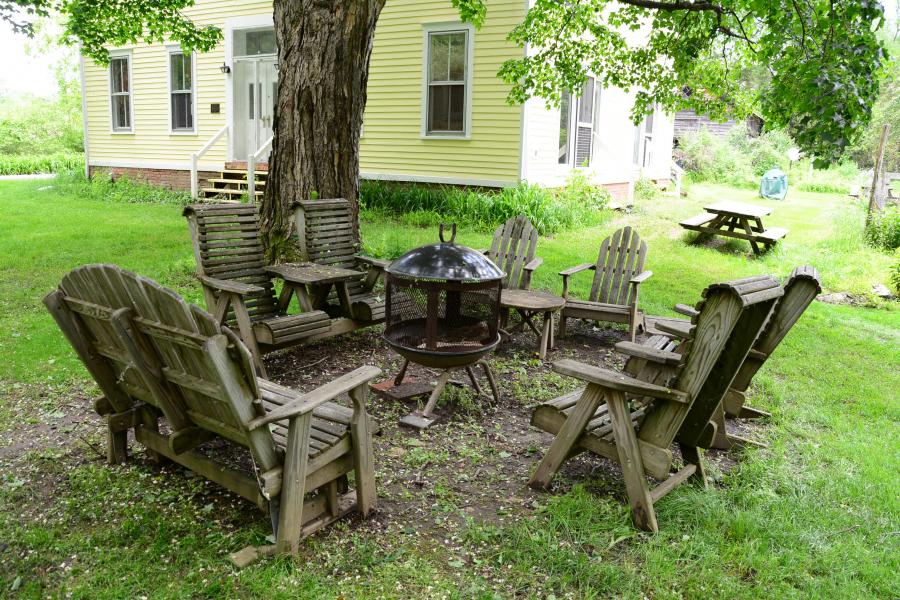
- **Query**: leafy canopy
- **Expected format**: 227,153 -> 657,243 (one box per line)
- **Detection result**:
494,0 -> 889,166
3,0 -> 888,165
1,0 -> 221,64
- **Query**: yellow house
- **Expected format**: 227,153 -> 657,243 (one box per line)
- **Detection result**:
80,0 -> 675,199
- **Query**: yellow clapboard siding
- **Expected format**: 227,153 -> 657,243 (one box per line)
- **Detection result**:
83,0 -> 524,184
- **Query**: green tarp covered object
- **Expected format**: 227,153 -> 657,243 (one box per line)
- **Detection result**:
760,168 -> 788,200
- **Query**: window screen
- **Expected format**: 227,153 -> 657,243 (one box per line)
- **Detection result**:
427,31 -> 467,134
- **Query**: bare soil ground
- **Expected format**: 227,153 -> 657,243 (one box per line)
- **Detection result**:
1,320 -> 759,557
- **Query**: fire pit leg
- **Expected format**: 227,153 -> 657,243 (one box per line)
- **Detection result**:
465,365 -> 484,396
399,369 -> 453,430
394,359 -> 410,386
479,360 -> 500,403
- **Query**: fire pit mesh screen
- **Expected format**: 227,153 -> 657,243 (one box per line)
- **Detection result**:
385,280 -> 499,352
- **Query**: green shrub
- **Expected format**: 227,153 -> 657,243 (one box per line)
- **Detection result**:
865,206 -> 900,251
633,177 -> 658,201
678,125 -> 859,193
891,262 -> 900,296
359,172 -> 610,234
54,168 -> 192,205
0,94 -> 83,156
0,152 -> 84,175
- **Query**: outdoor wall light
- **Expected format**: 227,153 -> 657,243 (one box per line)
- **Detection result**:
219,63 -> 231,74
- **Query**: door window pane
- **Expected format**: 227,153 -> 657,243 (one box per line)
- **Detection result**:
234,28 -> 276,57
426,30 -> 467,134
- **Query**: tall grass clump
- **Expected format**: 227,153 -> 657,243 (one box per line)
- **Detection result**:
865,206 -> 900,250
0,152 -> 84,175
677,124 -> 859,193
359,172 -> 610,234
54,168 -> 192,205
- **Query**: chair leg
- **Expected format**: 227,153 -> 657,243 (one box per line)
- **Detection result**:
530,384 -> 604,489
558,315 -> 568,337
106,419 -> 128,464
606,390 -> 659,532
678,443 -> 707,489
276,413 -> 312,555
229,292 -> 267,378
349,384 -> 377,517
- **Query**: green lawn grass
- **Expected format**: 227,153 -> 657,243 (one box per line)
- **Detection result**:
1,178 -> 898,598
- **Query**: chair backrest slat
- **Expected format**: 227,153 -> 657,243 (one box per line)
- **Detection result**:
590,227 -> 648,305
730,266 -> 822,393
637,275 -> 783,448
184,204 -> 278,323
293,199 -> 360,270
487,215 -> 539,290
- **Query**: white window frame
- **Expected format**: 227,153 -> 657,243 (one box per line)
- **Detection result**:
108,49 -> 133,134
421,22 -> 474,140
633,104 -> 656,168
167,45 -> 197,135
558,77 -> 600,169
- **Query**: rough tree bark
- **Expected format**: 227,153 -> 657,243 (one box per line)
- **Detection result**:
261,0 -> 386,260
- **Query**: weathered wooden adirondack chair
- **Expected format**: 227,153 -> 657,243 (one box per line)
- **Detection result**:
558,226 -> 652,342
184,203 -> 333,376
662,266 -> 822,448
529,275 -> 784,531
485,215 -> 543,290
292,199 -> 391,322
44,264 -> 381,565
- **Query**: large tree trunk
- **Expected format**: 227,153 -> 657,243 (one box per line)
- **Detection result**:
261,0 -> 385,260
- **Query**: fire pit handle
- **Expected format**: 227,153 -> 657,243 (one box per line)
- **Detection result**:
439,223 -> 457,244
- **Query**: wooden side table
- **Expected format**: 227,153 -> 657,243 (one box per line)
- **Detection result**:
500,289 -> 566,359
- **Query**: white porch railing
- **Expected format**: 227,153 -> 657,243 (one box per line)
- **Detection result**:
190,125 -> 229,199
670,161 -> 684,198
247,135 -> 274,198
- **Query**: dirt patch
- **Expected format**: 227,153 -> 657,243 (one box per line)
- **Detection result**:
2,320 -> 758,552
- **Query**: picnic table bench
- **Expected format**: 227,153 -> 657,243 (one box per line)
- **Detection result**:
680,201 -> 788,254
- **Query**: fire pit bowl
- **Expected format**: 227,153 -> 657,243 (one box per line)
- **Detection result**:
384,224 -> 503,368
382,224 -> 504,429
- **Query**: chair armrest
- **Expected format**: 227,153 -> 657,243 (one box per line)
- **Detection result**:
199,275 -> 264,295
673,303 -> 699,317
614,341 -> 681,366
524,257 -> 543,272
655,320 -> 692,338
247,365 -> 381,429
630,270 -> 653,285
356,255 -> 391,270
559,263 -> 594,277
552,359 -> 687,403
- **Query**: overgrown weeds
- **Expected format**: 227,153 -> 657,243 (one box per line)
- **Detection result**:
865,206 -> 900,250
54,168 -> 192,205
359,172 -> 611,234
0,152 -> 83,175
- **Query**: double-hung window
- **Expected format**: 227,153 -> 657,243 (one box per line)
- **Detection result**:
109,55 -> 132,132
558,77 -> 600,166
633,105 -> 655,168
425,27 -> 470,136
169,50 -> 195,132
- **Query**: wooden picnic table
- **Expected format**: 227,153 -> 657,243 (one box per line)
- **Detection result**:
265,262 -> 366,318
679,200 -> 788,254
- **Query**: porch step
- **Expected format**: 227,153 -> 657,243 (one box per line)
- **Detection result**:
200,168 -> 267,199
200,186 -> 264,198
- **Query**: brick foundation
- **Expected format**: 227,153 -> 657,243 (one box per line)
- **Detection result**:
89,166 -> 219,192
602,181 -> 632,201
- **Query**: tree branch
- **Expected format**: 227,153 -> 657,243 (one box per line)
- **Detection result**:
616,0 -> 724,13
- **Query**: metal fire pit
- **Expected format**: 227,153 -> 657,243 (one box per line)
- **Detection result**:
383,224 -> 503,429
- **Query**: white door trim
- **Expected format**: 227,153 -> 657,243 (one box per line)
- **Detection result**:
224,14 -> 275,161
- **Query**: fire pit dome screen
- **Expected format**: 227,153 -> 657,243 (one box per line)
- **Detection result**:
384,224 -> 504,369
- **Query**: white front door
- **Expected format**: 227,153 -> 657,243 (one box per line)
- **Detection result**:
233,57 -> 277,161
